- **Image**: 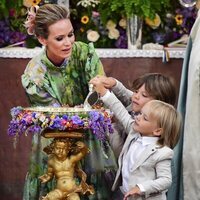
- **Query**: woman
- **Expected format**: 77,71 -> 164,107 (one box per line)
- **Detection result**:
22,4 -> 117,200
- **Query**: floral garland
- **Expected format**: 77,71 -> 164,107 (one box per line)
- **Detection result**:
7,106 -> 113,141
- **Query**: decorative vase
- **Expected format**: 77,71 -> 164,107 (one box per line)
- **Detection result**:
127,15 -> 143,49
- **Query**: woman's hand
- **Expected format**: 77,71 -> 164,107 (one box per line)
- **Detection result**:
123,186 -> 142,200
89,76 -> 108,97
92,75 -> 117,89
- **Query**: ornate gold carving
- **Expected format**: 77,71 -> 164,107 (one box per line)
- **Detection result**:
39,136 -> 94,200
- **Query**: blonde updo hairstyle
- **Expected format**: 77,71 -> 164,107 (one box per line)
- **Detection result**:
25,4 -> 70,39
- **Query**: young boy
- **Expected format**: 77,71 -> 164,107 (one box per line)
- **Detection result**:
90,77 -> 181,200
90,73 -> 177,158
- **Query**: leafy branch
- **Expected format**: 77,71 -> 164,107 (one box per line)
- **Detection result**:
98,0 -> 171,23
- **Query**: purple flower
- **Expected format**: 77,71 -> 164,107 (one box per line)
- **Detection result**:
88,111 -> 113,141
62,115 -> 69,120
71,115 -> 84,126
49,116 -> 62,129
115,28 -> 127,48
7,119 -> 20,136
89,111 -> 101,121
10,106 -> 22,117
7,107 -> 113,141
0,17 -> 27,47
152,32 -> 166,44
26,125 -> 41,135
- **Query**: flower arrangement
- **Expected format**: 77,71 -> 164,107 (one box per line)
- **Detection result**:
70,0 -> 128,48
0,0 -> 42,48
142,2 -> 197,45
7,106 -> 113,141
0,0 -> 27,47
71,0 -> 197,48
0,0 -> 198,48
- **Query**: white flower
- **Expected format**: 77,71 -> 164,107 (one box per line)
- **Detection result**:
106,20 -> 117,30
166,13 -> 173,18
39,114 -> 46,122
77,0 -> 100,8
119,18 -> 127,29
108,28 -> 120,40
87,30 -> 100,42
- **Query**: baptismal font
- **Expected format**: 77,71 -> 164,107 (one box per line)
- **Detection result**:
8,101 -> 113,200
7,85 -> 112,199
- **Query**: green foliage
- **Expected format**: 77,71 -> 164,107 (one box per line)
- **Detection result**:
0,0 -> 23,18
0,0 -> 25,33
98,0 -> 171,22
70,0 -> 127,48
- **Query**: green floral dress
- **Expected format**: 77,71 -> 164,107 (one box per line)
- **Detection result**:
21,42 -> 117,200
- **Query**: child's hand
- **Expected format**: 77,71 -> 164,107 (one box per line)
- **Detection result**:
123,186 -> 142,200
90,76 -> 108,97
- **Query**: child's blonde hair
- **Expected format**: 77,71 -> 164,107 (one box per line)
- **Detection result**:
146,100 -> 181,148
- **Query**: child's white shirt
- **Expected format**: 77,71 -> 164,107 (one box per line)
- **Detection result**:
122,135 -> 159,193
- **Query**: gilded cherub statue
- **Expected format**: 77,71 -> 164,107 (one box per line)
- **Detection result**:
39,138 -> 94,200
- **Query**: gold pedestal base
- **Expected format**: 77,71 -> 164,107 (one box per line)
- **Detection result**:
39,130 -> 94,200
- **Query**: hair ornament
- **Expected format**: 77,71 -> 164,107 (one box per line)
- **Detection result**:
24,5 -> 39,35
23,0 -> 42,7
